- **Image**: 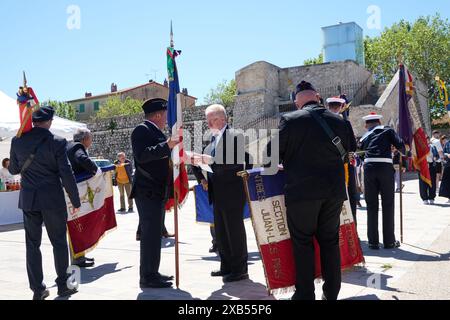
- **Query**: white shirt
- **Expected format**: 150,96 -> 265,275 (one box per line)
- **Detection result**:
213,125 -> 228,147
426,144 -> 434,163
0,167 -> 13,182
431,137 -> 443,162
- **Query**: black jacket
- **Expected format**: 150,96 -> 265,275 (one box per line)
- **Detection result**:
66,141 -> 98,176
192,126 -> 253,206
130,120 -> 171,200
276,104 -> 352,204
360,126 -> 405,162
9,127 -> 81,210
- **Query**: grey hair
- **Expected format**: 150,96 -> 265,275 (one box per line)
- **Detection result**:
73,128 -> 92,142
205,104 -> 227,119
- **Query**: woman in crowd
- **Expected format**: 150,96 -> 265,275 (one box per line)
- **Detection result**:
419,137 -> 438,205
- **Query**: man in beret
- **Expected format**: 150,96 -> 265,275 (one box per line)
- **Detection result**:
275,81 -> 352,300
130,98 -> 180,288
9,106 -> 81,300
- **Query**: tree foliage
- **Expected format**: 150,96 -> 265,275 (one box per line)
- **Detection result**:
93,96 -> 142,119
204,79 -> 237,107
303,53 -> 324,66
43,100 -> 76,120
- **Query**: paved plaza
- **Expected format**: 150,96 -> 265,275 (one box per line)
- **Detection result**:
1,177 -> 449,300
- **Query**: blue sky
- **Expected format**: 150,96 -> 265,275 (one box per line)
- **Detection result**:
0,0 -> 448,104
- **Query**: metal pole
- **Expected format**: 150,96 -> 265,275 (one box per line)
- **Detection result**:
174,190 -> 180,289
399,155 -> 404,243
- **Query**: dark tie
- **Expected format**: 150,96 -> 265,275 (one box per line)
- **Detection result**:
211,135 -> 217,158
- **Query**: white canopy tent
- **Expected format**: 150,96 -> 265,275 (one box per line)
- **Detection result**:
0,90 -> 87,159
0,90 -> 86,140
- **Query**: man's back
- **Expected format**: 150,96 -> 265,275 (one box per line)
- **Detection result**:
9,127 -> 80,211
279,105 -> 351,203
66,141 -> 98,176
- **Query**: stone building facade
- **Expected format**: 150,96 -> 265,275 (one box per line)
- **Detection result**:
68,81 -> 197,121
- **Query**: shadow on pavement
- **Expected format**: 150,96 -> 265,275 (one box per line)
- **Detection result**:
343,294 -> 381,300
0,223 -> 23,233
360,241 -> 450,262
137,288 -> 199,300
207,279 -> 274,300
81,263 -> 133,284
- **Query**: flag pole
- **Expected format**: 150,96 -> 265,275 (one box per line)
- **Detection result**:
174,187 -> 180,289
399,155 -> 404,243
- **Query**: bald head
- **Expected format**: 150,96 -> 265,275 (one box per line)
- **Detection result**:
295,90 -> 320,109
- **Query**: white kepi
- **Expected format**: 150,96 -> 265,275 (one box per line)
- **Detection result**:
362,112 -> 383,122
0,90 -> 87,140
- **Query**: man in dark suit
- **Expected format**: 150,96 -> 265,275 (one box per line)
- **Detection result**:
66,128 -> 98,268
191,104 -> 252,283
275,82 -> 352,300
130,98 -> 179,289
9,106 -> 81,300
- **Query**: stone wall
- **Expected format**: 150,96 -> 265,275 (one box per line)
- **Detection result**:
87,104 -> 234,162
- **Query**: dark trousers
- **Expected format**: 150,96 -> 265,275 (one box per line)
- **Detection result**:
135,196 -> 165,282
364,164 -> 396,246
287,198 -> 342,300
136,209 -> 167,237
347,165 -> 358,226
213,199 -> 248,275
210,225 -> 217,246
23,209 -> 69,293
419,163 -> 437,201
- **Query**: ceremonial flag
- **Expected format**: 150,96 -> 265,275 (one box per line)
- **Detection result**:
398,64 -> 431,186
16,72 -> 39,137
166,28 -> 189,211
66,166 -> 117,258
242,168 -> 364,293
194,184 -> 250,224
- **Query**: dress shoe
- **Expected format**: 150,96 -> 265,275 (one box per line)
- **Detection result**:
57,286 -> 78,297
211,270 -> 231,277
157,273 -> 174,281
117,208 -> 126,214
140,279 -> 173,289
209,245 -> 218,253
73,260 -> 95,268
384,241 -> 401,249
162,232 -> 175,238
136,233 -> 141,241
223,273 -> 249,283
368,243 -> 380,250
85,257 -> 95,262
33,289 -> 50,301
128,208 -> 134,213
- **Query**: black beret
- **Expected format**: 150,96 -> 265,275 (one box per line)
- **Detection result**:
142,98 -> 168,114
295,81 -> 316,95
32,106 -> 55,123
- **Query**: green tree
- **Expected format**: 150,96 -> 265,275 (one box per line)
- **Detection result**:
204,79 -> 237,107
44,100 -> 76,120
364,14 -> 450,120
94,96 -> 142,119
303,53 -> 324,66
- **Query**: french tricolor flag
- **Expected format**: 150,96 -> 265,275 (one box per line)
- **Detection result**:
65,166 -> 117,258
166,45 -> 189,210
244,168 -> 364,293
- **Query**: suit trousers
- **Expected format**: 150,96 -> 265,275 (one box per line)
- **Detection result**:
419,164 -> 437,201
135,195 -> 165,282
287,198 -> 343,300
364,164 -> 396,246
23,209 -> 69,293
213,199 -> 248,275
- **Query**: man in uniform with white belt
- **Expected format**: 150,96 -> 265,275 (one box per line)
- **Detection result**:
359,113 -> 405,250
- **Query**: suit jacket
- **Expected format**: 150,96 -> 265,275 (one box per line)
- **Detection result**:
130,120 -> 171,200
192,125 -> 253,206
66,141 -> 98,176
9,127 -> 81,211
276,104 -> 352,204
